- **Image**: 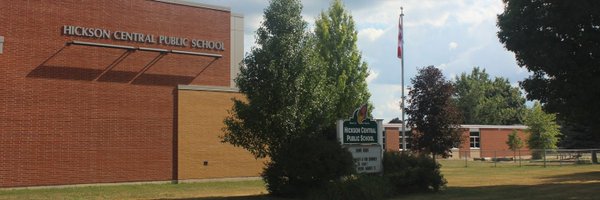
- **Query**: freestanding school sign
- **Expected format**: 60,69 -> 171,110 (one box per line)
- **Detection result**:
337,104 -> 384,173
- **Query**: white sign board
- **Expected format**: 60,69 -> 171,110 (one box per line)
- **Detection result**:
336,104 -> 384,173
346,145 -> 382,173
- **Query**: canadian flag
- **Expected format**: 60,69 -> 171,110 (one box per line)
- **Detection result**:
398,13 -> 403,59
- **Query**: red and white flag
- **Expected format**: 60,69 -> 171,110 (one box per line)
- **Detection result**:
397,13 -> 403,59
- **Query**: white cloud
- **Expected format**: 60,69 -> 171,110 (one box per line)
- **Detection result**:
245,14 -> 262,34
510,82 -> 519,88
449,73 -> 457,81
449,42 -> 458,50
366,69 -> 379,84
507,53 -> 527,75
407,12 -> 451,28
358,28 -> 386,42
445,45 -> 486,70
439,63 -> 448,70
369,83 -> 410,121
349,2 -> 399,26
455,0 -> 504,26
515,65 -> 527,75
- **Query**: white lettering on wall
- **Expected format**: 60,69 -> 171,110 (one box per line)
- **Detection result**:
62,25 -> 224,51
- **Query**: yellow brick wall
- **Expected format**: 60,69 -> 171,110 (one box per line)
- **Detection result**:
177,89 -> 264,180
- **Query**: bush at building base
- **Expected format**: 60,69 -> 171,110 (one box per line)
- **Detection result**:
307,152 -> 446,200
531,151 -> 543,160
262,135 -> 355,198
307,175 -> 394,200
383,152 -> 447,192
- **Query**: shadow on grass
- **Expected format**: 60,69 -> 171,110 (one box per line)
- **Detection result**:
157,171 -> 600,200
400,182 -> 600,200
541,171 -> 600,183
156,194 -> 286,200
156,183 -> 600,200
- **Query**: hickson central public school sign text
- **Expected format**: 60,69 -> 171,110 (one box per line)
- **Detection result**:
62,25 -> 225,51
341,105 -> 378,144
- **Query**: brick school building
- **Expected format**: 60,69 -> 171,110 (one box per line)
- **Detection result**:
0,0 -> 263,188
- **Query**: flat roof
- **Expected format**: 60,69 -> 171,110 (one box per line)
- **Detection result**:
383,124 -> 528,130
152,0 -> 230,12
460,124 -> 528,129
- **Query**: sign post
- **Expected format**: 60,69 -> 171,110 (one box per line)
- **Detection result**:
337,104 -> 384,174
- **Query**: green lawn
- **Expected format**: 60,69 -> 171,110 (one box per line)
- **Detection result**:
399,160 -> 600,200
1,161 -> 598,200
0,180 -> 268,200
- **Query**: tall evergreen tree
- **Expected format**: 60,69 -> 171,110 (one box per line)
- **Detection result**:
222,0 -> 326,158
559,121 -> 600,149
407,66 -> 463,158
453,67 -> 526,125
314,0 -> 371,123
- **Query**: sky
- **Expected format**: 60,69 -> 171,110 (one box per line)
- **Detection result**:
191,0 -> 531,122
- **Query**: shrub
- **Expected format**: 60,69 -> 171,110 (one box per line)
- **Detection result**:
309,152 -> 446,199
262,135 -> 355,198
532,151 -> 543,160
383,152 -> 447,193
575,160 -> 592,165
308,175 -> 394,200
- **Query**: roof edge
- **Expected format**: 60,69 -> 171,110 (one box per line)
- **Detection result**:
178,85 -> 239,93
231,13 -> 244,18
151,0 -> 230,12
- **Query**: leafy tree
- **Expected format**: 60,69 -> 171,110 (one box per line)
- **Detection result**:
523,102 -> 560,159
506,129 -> 524,161
222,0 -> 326,158
406,66 -> 463,158
315,0 -> 371,123
453,67 -> 526,125
388,117 -> 403,124
224,0 -> 371,197
497,0 -> 600,136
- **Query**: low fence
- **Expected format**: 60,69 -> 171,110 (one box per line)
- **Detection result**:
451,149 -> 600,167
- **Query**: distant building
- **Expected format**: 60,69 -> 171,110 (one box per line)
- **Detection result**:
384,124 -> 530,159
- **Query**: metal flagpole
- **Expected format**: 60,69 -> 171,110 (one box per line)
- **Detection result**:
400,7 -> 407,151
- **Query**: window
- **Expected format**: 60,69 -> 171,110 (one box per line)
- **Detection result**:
399,131 -> 412,151
470,131 -> 480,148
382,136 -> 386,150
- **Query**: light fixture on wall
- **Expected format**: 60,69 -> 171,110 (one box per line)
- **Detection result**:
0,36 -> 4,54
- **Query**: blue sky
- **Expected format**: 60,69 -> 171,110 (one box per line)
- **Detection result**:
192,0 -> 531,121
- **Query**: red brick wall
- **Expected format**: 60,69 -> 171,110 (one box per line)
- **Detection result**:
480,129 -> 529,158
384,127 -> 400,152
0,0 -> 231,187
383,127 -> 530,158
458,129 -> 471,157
480,129 -> 509,157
